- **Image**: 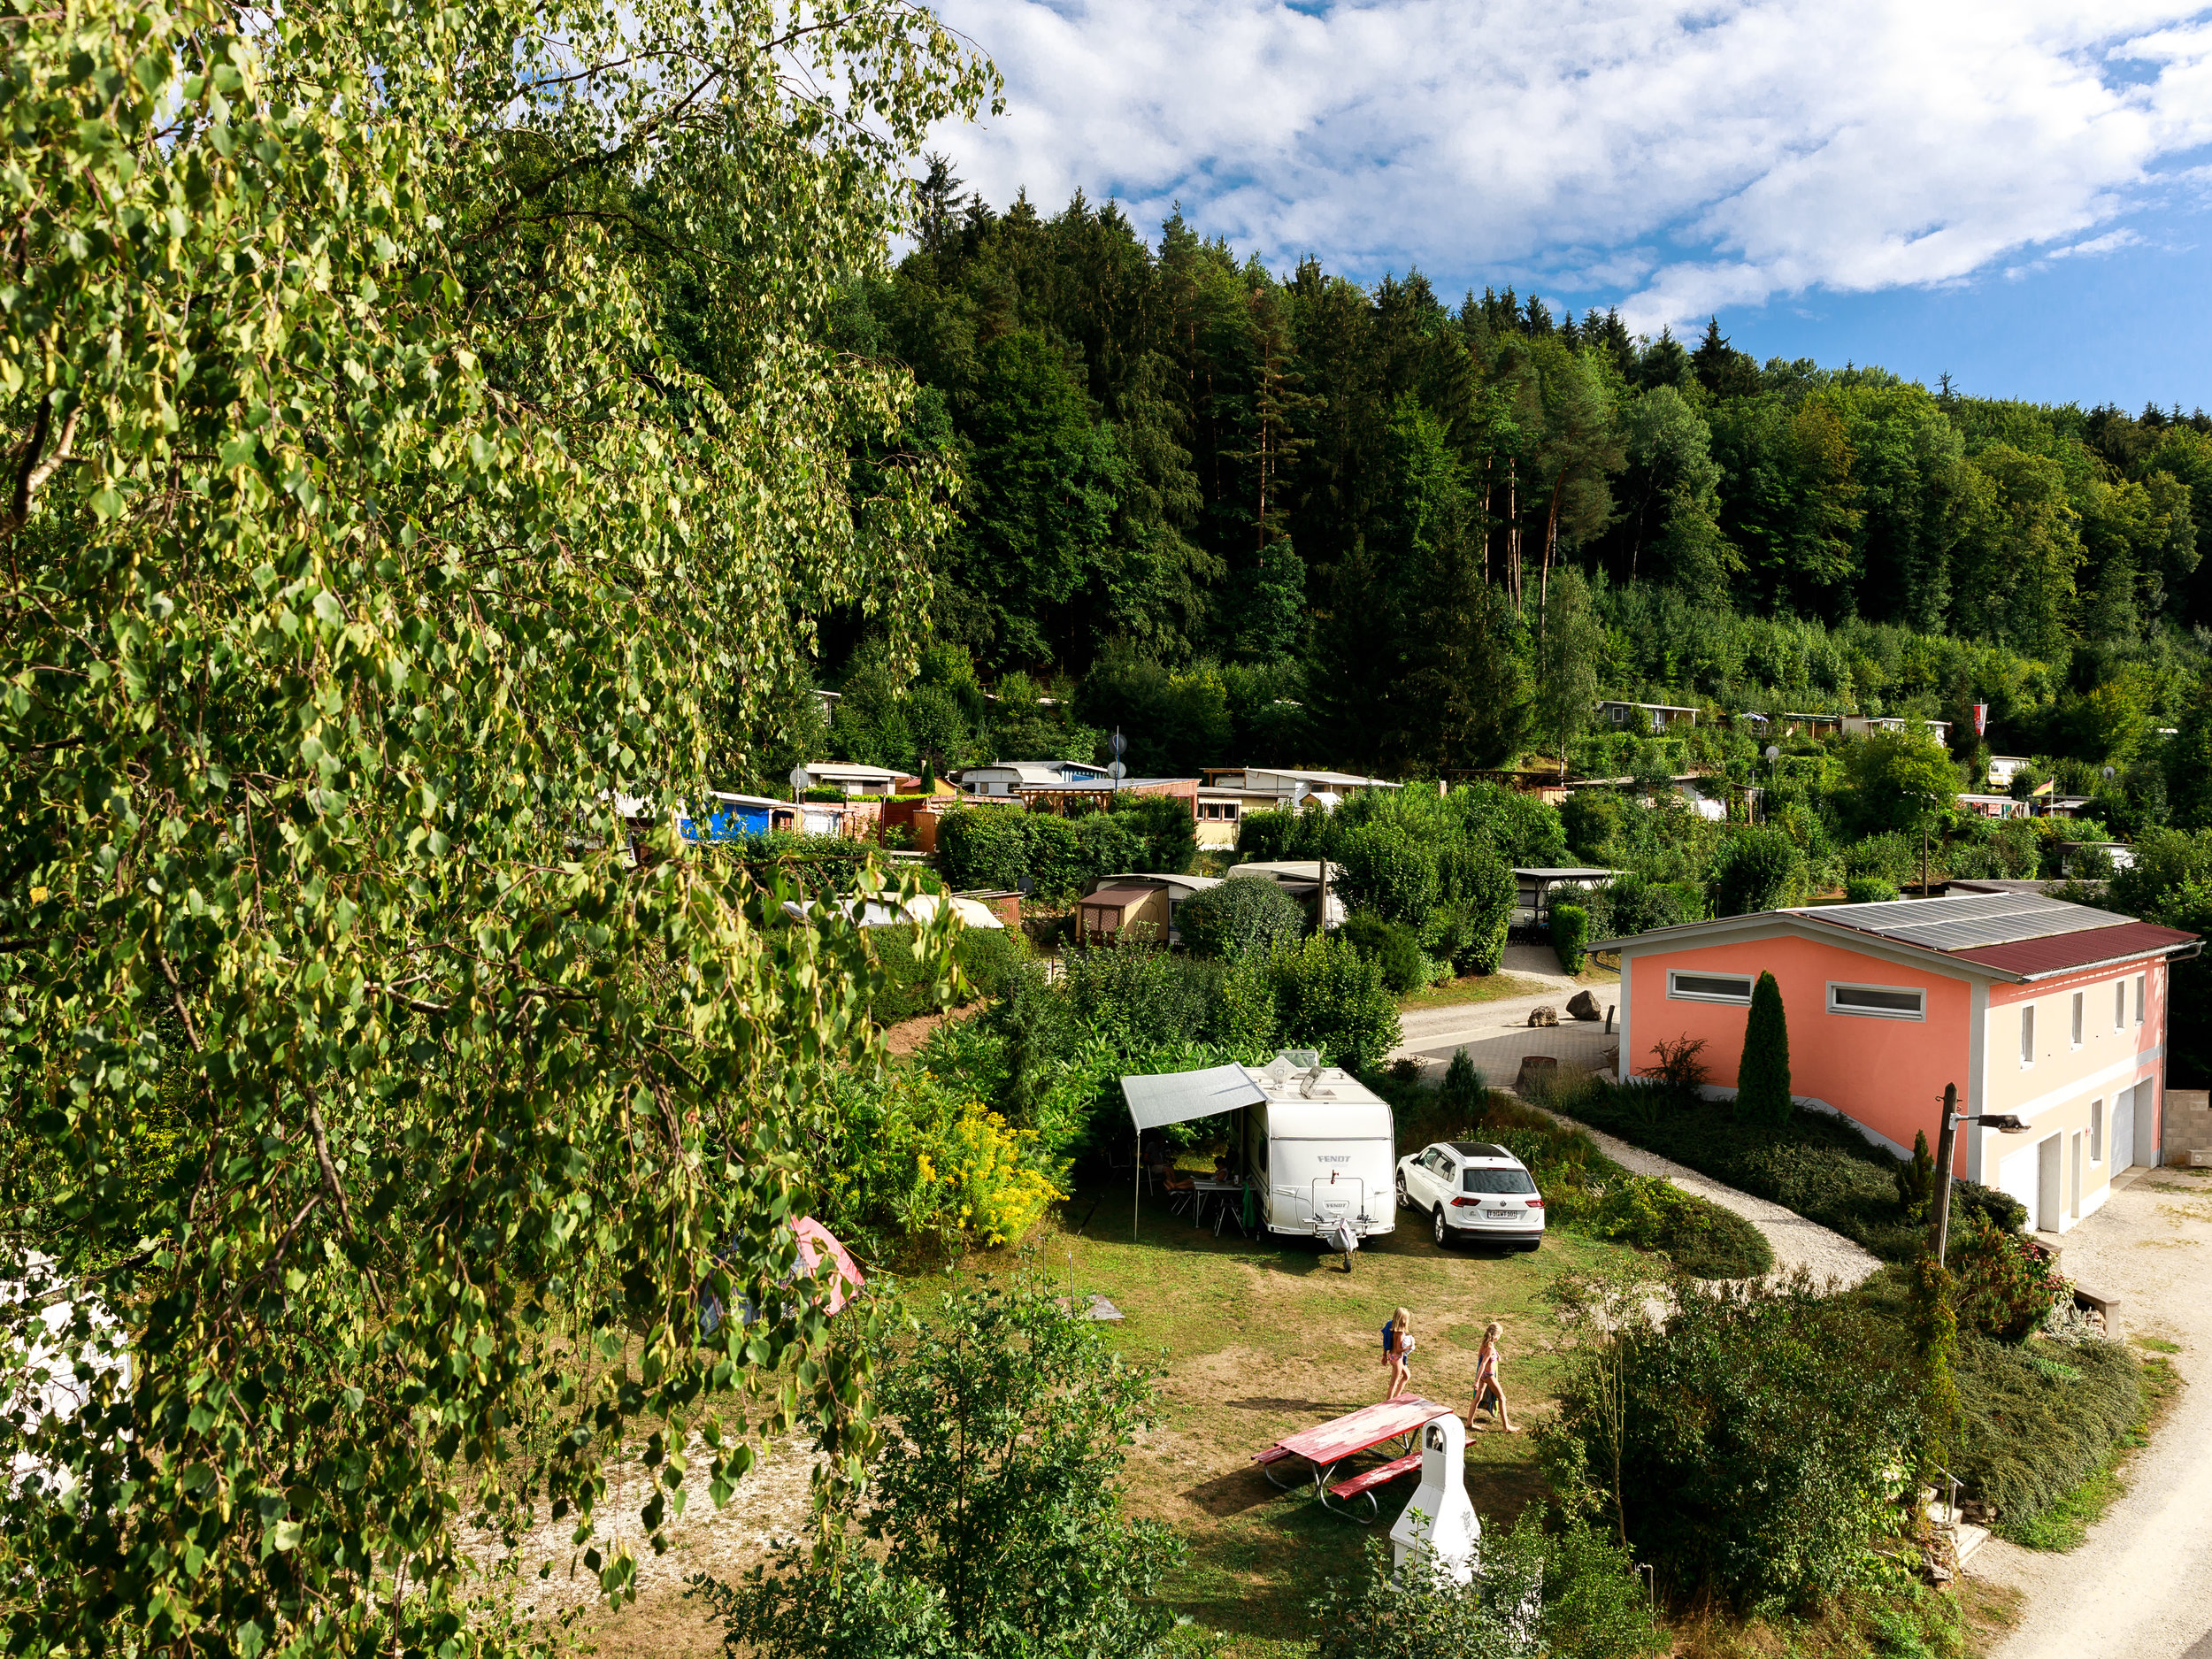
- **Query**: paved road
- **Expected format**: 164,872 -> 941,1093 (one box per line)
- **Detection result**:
1971,1164 -> 2212,1659
1390,943 -> 1621,1087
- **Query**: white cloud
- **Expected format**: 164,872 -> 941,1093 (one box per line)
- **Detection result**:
924,0 -> 2212,331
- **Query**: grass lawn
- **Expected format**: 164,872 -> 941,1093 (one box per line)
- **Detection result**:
1401,972 -> 1555,1010
954,1171 -> 1634,1655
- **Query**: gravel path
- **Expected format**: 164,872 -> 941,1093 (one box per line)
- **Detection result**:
1529,1102 -> 1884,1289
1970,1164 -> 2212,1659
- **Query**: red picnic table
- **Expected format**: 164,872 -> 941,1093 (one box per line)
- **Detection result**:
1252,1396 -> 1455,1522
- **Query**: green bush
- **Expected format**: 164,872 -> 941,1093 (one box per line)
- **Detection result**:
1310,1513 -> 1666,1659
1844,876 -> 1901,904
1582,1174 -> 1774,1279
1340,911 -> 1429,995
1110,790 -> 1198,874
1597,873 -> 1691,940
1544,1276 -> 1920,1611
1954,1331 -> 2142,1531
1267,933 -> 1402,1068
938,808 -> 1033,892
936,807 -> 1156,901
1709,826 -> 1804,916
1432,841 -> 1516,974
1334,824 -> 1438,928
1553,902 -> 1589,974
1736,971 -> 1792,1121
868,924 -> 1029,1025
1949,1210 -> 2071,1342
1176,878 -> 1307,961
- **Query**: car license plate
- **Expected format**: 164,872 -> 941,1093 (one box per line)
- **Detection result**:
1486,1210 -> 1517,1220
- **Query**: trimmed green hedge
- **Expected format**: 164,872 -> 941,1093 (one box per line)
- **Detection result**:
1551,902 -> 1588,973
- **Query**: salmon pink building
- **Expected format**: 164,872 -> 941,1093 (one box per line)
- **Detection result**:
1593,893 -> 2199,1235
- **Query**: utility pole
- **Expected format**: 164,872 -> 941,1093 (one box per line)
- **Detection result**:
1929,1081 -> 2027,1264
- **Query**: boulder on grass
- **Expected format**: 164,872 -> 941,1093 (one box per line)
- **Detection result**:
1527,1005 -> 1559,1028
1566,988 -> 1602,1022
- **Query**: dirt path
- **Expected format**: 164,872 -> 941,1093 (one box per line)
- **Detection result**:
1970,1164 -> 2212,1659
1532,1103 -> 1884,1288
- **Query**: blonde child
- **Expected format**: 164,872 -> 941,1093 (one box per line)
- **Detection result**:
1381,1307 -> 1416,1401
1471,1321 -> 1518,1432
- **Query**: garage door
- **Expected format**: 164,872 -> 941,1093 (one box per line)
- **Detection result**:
2111,1083 -> 2135,1171
1997,1141 -> 2041,1230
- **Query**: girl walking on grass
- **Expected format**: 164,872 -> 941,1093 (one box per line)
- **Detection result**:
1471,1322 -> 1519,1432
1381,1308 -> 1416,1402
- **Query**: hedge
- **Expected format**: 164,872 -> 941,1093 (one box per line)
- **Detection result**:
1551,902 -> 1588,973
1176,878 -> 1307,962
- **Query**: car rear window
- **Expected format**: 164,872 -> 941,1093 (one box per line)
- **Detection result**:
1463,1167 -> 1537,1194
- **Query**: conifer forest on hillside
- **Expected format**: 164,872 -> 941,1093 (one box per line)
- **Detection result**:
759,165 -> 2212,815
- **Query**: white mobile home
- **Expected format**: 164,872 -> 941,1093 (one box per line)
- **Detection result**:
1118,1055 -> 1397,1243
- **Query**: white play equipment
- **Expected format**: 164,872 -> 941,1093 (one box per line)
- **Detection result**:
1387,1409 -> 1482,1583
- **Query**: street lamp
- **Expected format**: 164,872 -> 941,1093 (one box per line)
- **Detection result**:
1928,1080 -> 2030,1264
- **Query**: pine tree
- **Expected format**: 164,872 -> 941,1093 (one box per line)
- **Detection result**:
1737,971 -> 1793,1121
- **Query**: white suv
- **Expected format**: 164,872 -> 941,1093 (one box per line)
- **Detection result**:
1395,1141 -> 1546,1251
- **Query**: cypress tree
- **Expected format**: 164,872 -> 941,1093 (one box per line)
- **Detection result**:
1737,970 -> 1793,1121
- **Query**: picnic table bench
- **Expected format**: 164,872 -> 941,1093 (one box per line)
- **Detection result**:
1252,1396 -> 1454,1521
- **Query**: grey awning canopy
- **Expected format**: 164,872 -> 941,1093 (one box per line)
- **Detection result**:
1121,1064 -> 1266,1134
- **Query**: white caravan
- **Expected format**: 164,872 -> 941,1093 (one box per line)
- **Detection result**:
1238,1056 -> 1398,1242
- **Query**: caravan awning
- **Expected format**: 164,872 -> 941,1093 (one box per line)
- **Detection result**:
1121,1064 -> 1267,1134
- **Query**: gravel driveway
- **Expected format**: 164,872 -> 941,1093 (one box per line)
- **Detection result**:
1970,1164 -> 2212,1659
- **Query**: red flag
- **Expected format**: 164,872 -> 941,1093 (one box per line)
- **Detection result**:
1972,703 -> 1988,737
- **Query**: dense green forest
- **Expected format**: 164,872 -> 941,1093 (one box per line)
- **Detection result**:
753,164 -> 2212,809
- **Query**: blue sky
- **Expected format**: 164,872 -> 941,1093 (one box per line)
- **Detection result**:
927,0 -> 2212,410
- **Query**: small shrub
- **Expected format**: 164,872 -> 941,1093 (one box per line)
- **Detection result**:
1553,902 -> 1589,973
1267,933 -> 1402,1068
1645,1035 -> 1709,1090
1176,877 -> 1306,961
1736,971 -> 1792,1121
1584,1173 -> 1774,1279
1341,910 -> 1428,994
1894,1130 -> 1936,1222
1845,876 -> 1900,904
1950,1210 -> 2071,1342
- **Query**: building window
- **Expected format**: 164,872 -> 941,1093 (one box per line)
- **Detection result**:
1668,971 -> 1754,1005
2116,980 -> 2127,1031
1826,982 -> 1926,1020
2071,991 -> 2085,1048
2136,974 -> 2147,1025
2021,1004 -> 2035,1068
2091,1098 -> 2104,1164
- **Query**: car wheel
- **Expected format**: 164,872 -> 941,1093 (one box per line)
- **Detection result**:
1432,1205 -> 1448,1248
1396,1172 -> 1410,1211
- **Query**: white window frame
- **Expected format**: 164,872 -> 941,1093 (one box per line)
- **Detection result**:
2090,1098 -> 2104,1164
2116,980 -> 2127,1032
2136,974 -> 2147,1026
2071,991 -> 2085,1048
1668,969 -> 1755,1006
2020,1003 -> 2036,1069
1825,980 -> 1926,1021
